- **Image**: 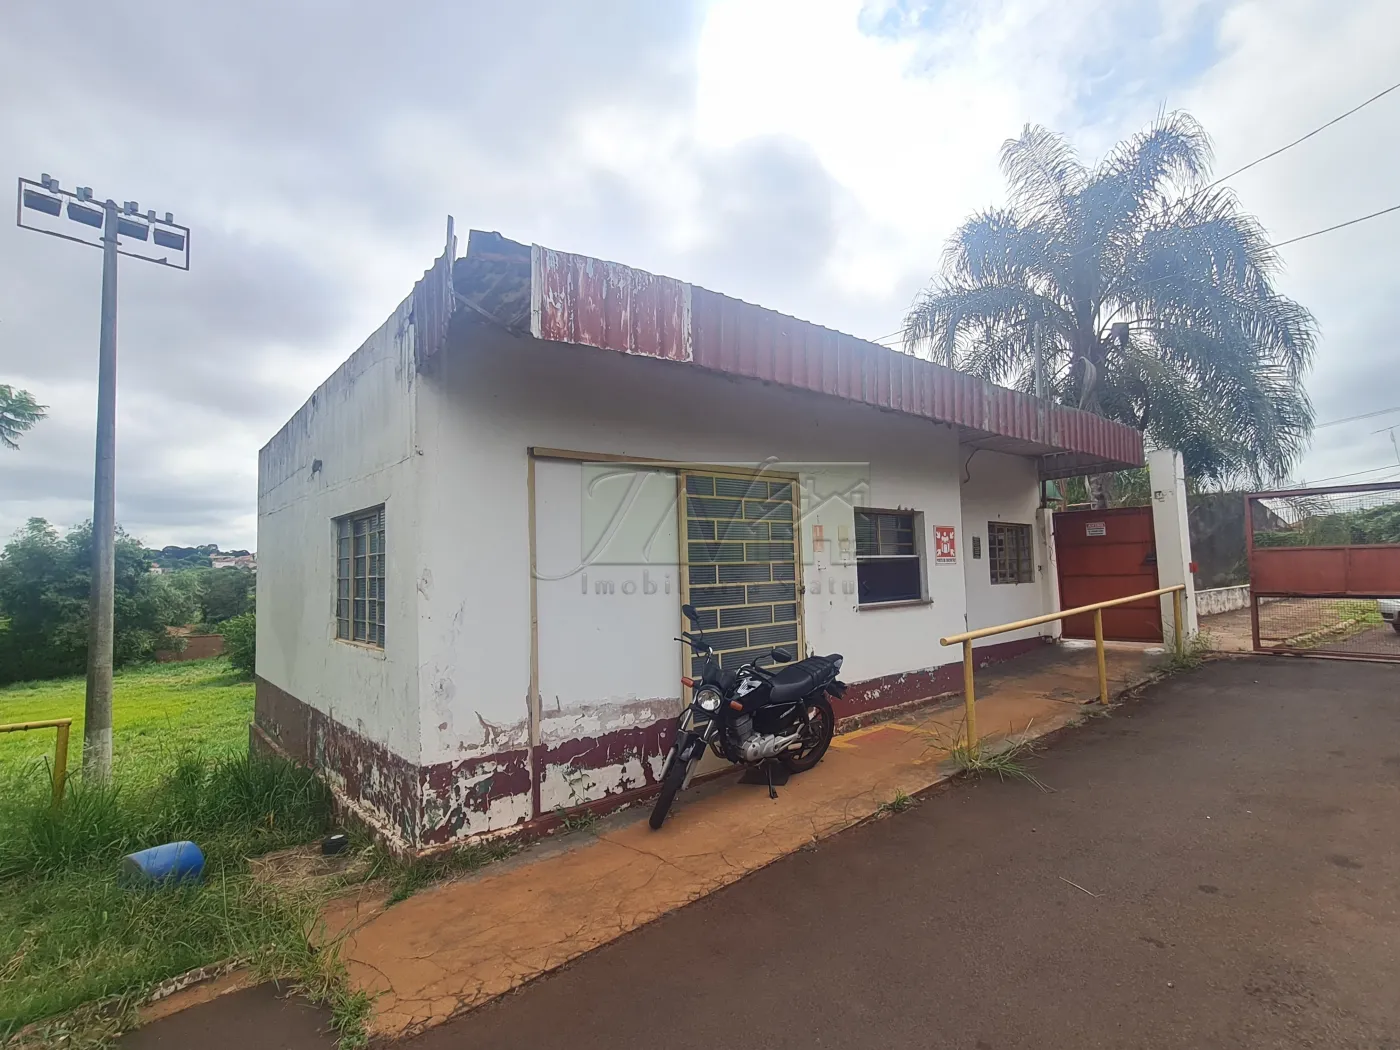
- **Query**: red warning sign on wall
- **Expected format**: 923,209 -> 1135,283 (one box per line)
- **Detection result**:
934,525 -> 957,564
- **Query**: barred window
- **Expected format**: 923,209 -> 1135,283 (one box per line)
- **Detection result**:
988,521 -> 1034,585
336,507 -> 385,647
854,509 -> 925,605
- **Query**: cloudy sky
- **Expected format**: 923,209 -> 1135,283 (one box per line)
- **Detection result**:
1,0 -> 1398,551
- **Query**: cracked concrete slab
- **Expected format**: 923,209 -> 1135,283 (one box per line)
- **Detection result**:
326,644 -> 1162,1039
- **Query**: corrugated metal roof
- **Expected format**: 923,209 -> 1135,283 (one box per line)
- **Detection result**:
530,246 -> 690,363
412,219 -> 457,368
500,233 -> 1142,473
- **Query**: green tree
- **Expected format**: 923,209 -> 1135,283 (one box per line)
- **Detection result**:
161,567 -> 205,622
0,384 -> 47,450
198,567 -> 254,624
903,113 -> 1316,507
222,610 -> 256,676
147,545 -> 215,571
0,518 -> 187,683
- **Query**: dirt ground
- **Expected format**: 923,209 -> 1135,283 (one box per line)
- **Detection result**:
124,656 -> 1400,1049
1202,603 -> 1400,659
1327,624 -> 1400,657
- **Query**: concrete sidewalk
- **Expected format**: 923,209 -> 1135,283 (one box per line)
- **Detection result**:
319,642 -> 1165,1040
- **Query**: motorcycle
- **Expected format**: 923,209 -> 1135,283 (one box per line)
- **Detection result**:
649,603 -> 846,829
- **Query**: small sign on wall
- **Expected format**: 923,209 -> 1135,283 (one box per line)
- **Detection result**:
934,525 -> 957,564
1085,521 -> 1107,537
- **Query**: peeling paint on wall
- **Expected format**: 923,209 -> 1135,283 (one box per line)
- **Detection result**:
254,678 -> 419,848
538,716 -> 674,813
257,644 -> 1060,853
539,697 -> 680,746
419,698 -> 678,845
420,748 -> 533,845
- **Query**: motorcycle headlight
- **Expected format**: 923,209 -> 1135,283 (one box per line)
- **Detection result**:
694,686 -> 723,712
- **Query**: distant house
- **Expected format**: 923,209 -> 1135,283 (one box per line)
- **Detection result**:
255,224 -> 1145,851
210,553 -> 257,571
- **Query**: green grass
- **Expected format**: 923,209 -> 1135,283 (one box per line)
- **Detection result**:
0,754 -> 343,1039
1331,599 -> 1383,626
877,790 -> 914,814
0,660 -> 376,1047
0,658 -> 252,785
950,736 -> 1046,790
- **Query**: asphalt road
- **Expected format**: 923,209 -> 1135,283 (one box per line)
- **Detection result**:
126,656 -> 1400,1050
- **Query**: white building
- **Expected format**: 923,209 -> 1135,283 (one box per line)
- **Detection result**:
210,553 -> 257,571
255,225 -> 1144,851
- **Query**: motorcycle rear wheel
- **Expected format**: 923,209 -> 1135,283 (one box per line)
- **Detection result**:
781,695 -> 834,774
648,750 -> 690,829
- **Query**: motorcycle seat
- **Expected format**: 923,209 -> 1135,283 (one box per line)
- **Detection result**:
765,655 -> 841,705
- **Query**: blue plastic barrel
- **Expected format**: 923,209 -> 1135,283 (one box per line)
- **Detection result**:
121,840 -> 205,885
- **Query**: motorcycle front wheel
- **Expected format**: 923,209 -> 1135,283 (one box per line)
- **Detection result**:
648,749 -> 690,829
781,695 -> 835,774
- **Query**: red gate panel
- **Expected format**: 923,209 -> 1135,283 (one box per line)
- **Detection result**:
1054,506 -> 1161,642
1246,483 -> 1400,660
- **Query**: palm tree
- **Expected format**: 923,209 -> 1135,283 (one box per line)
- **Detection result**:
0,385 -> 47,450
903,113 -> 1316,507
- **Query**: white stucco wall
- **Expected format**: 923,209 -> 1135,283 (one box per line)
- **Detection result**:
413,326 -> 1052,778
1148,448 -> 1200,641
532,458 -> 683,810
256,295 -> 422,765
959,450 -> 1056,647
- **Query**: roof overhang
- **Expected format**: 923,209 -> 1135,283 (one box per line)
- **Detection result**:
411,225 -> 1144,480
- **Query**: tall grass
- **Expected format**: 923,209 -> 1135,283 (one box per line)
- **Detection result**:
0,752 -> 336,1041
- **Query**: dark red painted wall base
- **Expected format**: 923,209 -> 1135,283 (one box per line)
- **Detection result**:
253,636 -> 1050,853
254,677 -> 421,845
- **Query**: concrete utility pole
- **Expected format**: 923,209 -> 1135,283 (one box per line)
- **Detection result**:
16,174 -> 190,781
84,200 -> 120,780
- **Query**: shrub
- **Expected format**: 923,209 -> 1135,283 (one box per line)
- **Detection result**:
223,611 -> 255,676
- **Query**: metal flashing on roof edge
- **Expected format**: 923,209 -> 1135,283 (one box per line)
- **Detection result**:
412,217 -> 457,368
435,223 -> 1142,475
530,245 -> 692,363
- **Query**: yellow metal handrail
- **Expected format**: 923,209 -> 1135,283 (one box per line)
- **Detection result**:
0,718 -> 73,807
939,585 -> 1187,751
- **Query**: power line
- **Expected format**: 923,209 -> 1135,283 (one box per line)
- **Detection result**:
1064,75 -> 1400,261
1315,406 -> 1400,429
1271,202 -> 1400,248
1299,461 -> 1400,486
1202,77 -> 1400,193
891,80 -> 1400,356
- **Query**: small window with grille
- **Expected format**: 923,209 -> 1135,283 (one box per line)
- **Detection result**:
854,509 -> 925,605
988,521 -> 1034,585
336,506 -> 386,647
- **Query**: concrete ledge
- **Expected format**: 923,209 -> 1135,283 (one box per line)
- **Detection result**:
1197,584 -> 1250,616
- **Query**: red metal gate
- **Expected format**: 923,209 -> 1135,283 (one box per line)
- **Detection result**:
1054,506 -> 1162,642
1246,482 -> 1400,661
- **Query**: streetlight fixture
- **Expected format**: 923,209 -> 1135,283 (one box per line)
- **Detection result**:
16,174 -> 191,781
